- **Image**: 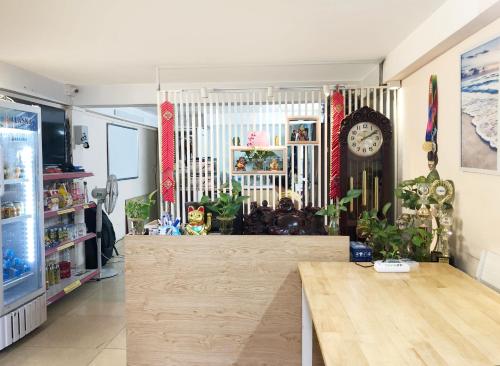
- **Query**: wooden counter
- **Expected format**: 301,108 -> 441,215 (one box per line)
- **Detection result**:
299,262 -> 500,366
125,235 -> 349,366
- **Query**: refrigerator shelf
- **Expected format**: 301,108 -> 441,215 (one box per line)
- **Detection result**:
3,272 -> 34,291
4,178 -> 27,185
46,269 -> 99,305
44,202 -> 96,219
43,172 -> 94,181
45,232 -> 97,257
1,214 -> 32,225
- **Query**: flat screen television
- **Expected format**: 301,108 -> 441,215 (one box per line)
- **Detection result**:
40,106 -> 68,166
12,97 -> 69,166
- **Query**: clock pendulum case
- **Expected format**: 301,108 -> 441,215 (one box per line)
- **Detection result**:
339,106 -> 393,238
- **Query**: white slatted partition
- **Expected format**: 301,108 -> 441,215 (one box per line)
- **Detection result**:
158,87 -> 397,221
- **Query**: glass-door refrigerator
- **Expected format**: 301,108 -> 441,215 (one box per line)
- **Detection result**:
0,99 -> 46,350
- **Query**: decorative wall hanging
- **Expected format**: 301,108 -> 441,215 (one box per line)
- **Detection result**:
161,100 -> 175,202
461,35 -> 500,173
286,116 -> 320,145
329,90 -> 345,199
423,75 -> 438,169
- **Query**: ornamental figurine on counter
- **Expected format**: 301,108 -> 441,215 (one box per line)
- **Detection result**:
184,206 -> 212,235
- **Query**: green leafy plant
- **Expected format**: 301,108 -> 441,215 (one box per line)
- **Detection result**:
399,224 -> 433,261
200,179 -> 249,219
244,148 -> 277,161
125,191 -> 156,221
315,189 -> 362,219
357,203 -> 402,260
395,176 -> 428,210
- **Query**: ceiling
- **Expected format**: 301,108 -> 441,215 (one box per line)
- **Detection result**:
0,0 -> 445,85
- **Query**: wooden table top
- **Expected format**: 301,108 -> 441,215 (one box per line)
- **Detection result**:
299,262 -> 500,366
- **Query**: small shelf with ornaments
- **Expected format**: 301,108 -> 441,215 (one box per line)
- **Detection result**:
230,146 -> 287,175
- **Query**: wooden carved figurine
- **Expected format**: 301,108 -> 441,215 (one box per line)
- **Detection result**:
235,157 -> 247,171
269,158 -> 279,171
185,206 -> 212,235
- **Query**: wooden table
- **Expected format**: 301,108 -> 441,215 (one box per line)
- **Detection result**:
299,262 -> 500,366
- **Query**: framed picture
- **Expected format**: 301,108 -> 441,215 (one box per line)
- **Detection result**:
230,146 -> 287,175
461,36 -> 500,174
286,116 -> 320,145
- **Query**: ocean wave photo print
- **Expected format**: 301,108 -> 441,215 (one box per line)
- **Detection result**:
461,36 -> 499,172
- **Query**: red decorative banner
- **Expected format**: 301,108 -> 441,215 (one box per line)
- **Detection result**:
329,91 -> 345,199
161,101 -> 175,203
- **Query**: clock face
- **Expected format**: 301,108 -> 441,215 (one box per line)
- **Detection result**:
347,122 -> 383,157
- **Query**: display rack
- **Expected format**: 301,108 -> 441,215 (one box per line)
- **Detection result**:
44,202 -> 96,219
46,269 -> 99,305
43,172 -> 94,181
43,172 -> 98,306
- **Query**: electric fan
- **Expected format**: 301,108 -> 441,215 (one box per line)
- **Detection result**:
91,175 -> 119,279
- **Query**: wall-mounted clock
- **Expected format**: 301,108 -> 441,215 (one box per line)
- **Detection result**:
339,106 -> 393,238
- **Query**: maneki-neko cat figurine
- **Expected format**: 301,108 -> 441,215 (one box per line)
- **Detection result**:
185,206 -> 212,235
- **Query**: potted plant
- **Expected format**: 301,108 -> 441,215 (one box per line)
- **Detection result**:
200,180 -> 249,234
357,202 -> 433,262
244,148 -> 277,171
125,191 -> 156,235
315,189 -> 361,235
357,203 -> 402,260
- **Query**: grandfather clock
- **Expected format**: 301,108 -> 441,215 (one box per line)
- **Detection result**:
339,106 -> 393,238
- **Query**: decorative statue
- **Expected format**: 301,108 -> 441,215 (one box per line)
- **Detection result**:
269,158 -> 279,171
185,206 -> 212,235
243,197 -> 326,235
235,157 -> 247,171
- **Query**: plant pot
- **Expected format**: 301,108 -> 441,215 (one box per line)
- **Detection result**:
326,217 -> 340,236
217,216 -> 235,235
129,218 -> 145,235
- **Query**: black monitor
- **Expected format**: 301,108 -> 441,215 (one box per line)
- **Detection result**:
40,106 -> 68,166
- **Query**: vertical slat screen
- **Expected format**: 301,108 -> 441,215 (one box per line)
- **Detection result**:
158,87 -> 397,220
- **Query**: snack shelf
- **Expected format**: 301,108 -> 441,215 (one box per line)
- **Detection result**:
43,172 -> 94,181
44,202 -> 96,219
45,232 -> 97,257
46,269 -> 99,306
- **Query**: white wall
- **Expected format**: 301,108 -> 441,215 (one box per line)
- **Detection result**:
384,0 -> 500,82
71,108 -> 158,239
399,17 -> 500,275
0,61 -> 70,104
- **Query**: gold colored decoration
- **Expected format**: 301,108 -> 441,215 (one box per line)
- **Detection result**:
422,141 -> 433,152
430,180 -> 454,205
185,206 -> 212,235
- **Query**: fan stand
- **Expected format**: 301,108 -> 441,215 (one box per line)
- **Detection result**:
96,200 -> 118,280
92,183 -> 119,280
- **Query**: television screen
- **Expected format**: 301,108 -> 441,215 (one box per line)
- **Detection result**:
11,98 -> 68,166
41,106 -> 67,166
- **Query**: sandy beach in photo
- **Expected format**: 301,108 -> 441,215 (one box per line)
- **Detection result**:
461,112 -> 497,170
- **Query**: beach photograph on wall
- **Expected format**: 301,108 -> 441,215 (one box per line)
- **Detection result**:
461,36 -> 499,172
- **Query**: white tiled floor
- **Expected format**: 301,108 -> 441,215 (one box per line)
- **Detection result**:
0,249 -> 126,366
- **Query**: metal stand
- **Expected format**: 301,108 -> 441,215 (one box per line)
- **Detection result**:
96,200 -> 118,280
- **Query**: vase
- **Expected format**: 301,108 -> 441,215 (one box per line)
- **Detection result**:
130,219 -> 145,235
218,216 -> 235,235
326,217 -> 340,236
